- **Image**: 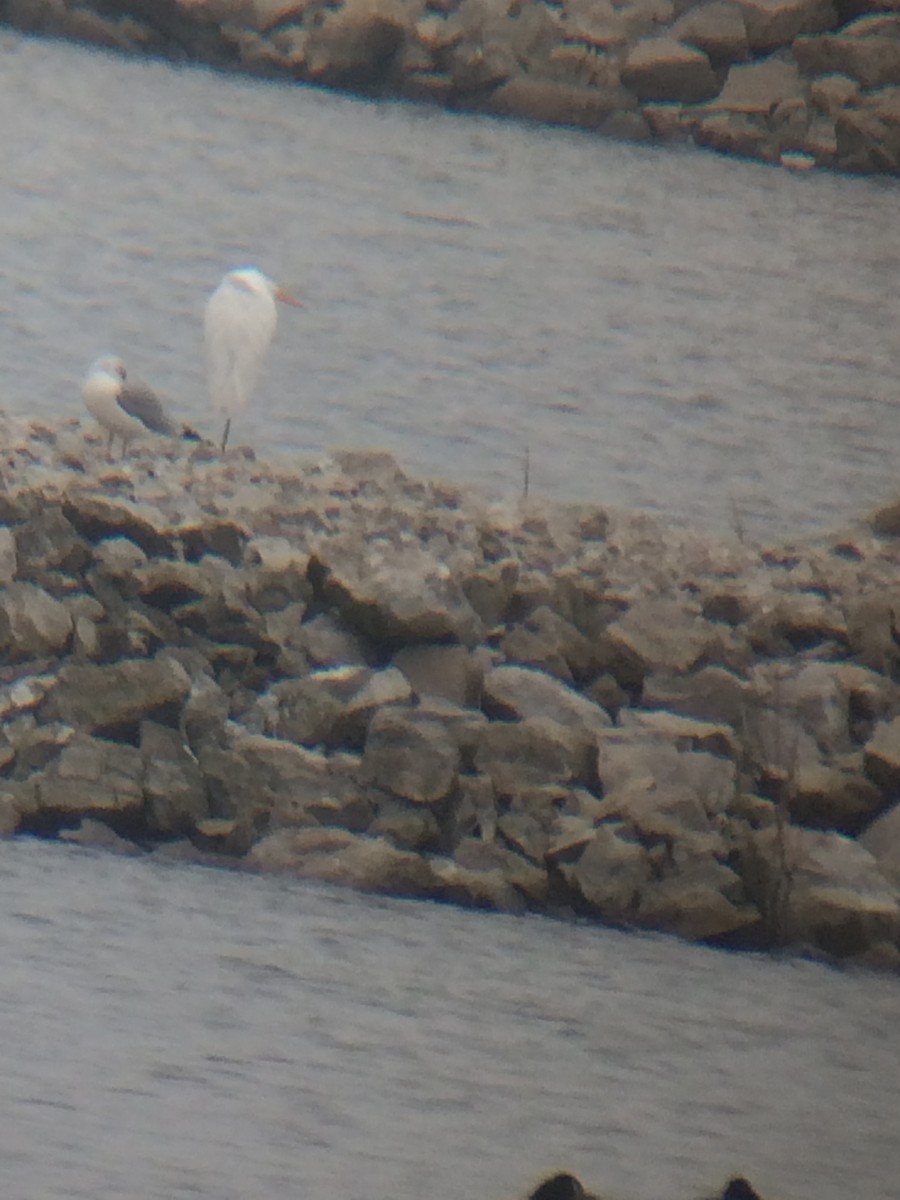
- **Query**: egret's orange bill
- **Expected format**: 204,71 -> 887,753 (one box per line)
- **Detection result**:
275,286 -> 303,307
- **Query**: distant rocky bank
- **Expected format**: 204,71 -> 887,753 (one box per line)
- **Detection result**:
2,412 -> 900,972
3,0 -> 900,175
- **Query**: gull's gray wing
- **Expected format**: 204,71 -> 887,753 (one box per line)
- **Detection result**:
118,379 -> 177,435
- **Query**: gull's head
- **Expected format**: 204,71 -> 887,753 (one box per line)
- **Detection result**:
87,355 -> 127,382
225,267 -> 302,308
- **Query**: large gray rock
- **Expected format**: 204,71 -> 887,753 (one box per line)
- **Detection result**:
304,0 -> 411,87
734,0 -> 836,53
794,26 -> 900,89
672,1 -> 749,64
483,664 -> 611,736
0,527 -> 16,587
834,87 -> 900,174
621,37 -> 720,104
41,656 -> 191,737
860,802 -> 900,888
475,715 -> 596,791
500,604 -> 599,683
247,828 -> 440,897
642,665 -> 751,727
361,706 -> 460,803
0,581 -> 73,659
740,824 -> 900,957
29,732 -> 144,817
605,598 -> 720,689
312,538 -> 483,645
705,56 -> 804,113
199,730 -> 365,839
563,824 -> 652,920
392,643 -> 482,706
262,666 -> 372,747
487,77 -> 627,128
140,720 -> 209,835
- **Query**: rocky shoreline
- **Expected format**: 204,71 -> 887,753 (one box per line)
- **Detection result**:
2,411 -> 900,972
3,0 -> 900,175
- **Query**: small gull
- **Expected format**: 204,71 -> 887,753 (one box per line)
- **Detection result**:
82,355 -> 178,456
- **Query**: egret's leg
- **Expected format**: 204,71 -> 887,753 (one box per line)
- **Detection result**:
221,418 -> 231,452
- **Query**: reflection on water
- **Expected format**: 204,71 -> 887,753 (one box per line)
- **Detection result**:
1,36 -> 899,536
0,838 -> 898,1200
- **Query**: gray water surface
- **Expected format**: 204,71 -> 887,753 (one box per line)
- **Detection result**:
0,838 -> 898,1200
2,35 -> 899,537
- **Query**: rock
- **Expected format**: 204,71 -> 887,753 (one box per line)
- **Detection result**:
247,828 -> 440,897
734,0 -> 836,53
0,581 -> 73,659
672,1 -> 749,64
500,604 -> 599,683
304,0 -> 410,87
642,665 -> 751,727
810,71 -> 860,116
361,706 -> 460,803
705,55 -> 804,112
0,673 -> 57,721
451,837 -> 548,903
834,87 -> 900,173
561,0 -> 629,48
13,506 -> 91,582
296,611 -> 371,667
864,713 -> 900,793
431,856 -> 526,911
0,527 -> 16,586
62,492 -> 174,557
794,27 -> 900,89
262,666 -> 371,747
451,772 -> 498,842
92,535 -> 148,580
474,715 -> 596,791
741,824 -> 900,956
205,731 -> 364,838
563,824 -> 651,920
312,538 -> 483,645
462,557 -> 519,627
448,39 -> 517,93
605,598 -> 718,691
635,846 -> 757,941
860,802 -> 900,887
392,643 -> 481,706
28,732 -> 144,819
487,77 -> 626,128
140,720 -> 209,835
243,534 -> 312,610
368,795 -> 442,850
41,655 -> 192,738
628,709 -> 738,759
59,817 -> 143,854
790,757 -> 886,834
483,664 -> 611,736
621,37 -> 720,104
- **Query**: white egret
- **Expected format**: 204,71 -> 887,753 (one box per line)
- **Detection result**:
203,267 -> 302,451
82,355 -> 178,456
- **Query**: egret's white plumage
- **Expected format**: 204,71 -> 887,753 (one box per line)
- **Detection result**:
204,267 -> 301,451
83,355 -> 176,455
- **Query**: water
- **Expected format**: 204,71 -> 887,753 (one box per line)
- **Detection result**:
0,838 -> 898,1200
1,34 -> 899,538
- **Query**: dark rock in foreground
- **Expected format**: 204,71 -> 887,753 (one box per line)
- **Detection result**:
1,410 -> 900,973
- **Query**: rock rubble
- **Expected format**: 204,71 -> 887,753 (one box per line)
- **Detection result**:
2,410 -> 900,971
4,0 -> 900,173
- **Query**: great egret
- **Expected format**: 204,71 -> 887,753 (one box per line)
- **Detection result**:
204,267 -> 302,451
82,355 -> 177,456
